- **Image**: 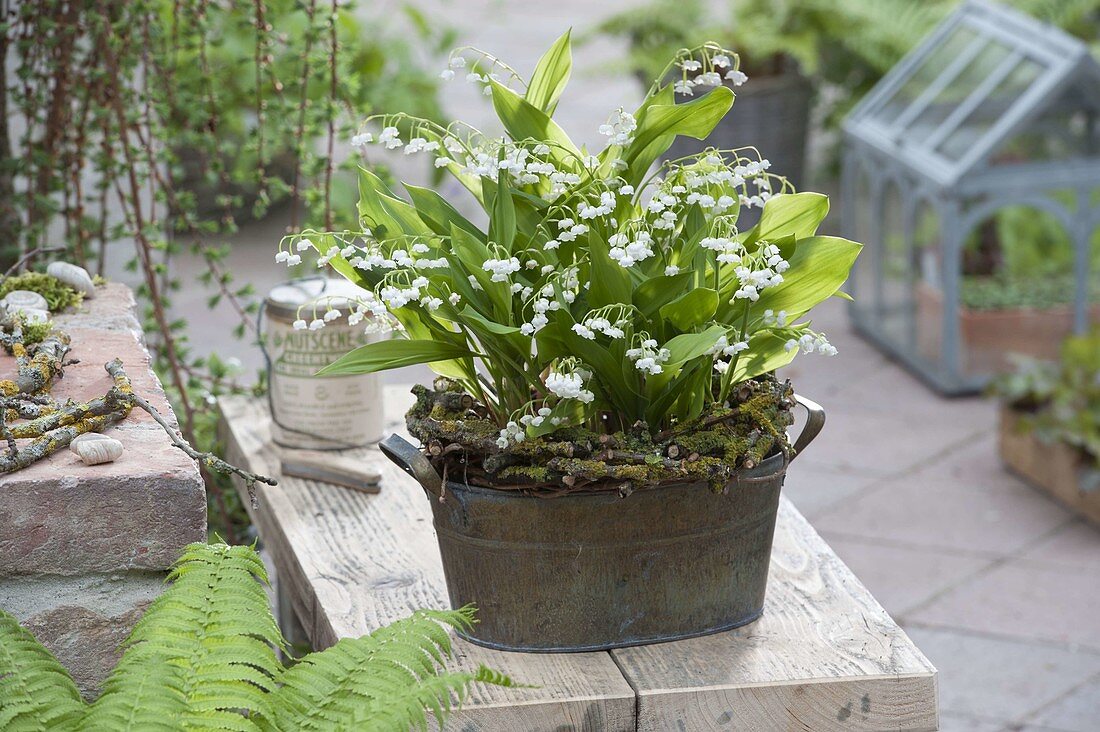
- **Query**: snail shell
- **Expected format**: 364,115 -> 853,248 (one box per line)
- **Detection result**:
1,290 -> 48,312
47,261 -> 96,299
70,432 -> 114,456
75,436 -> 123,466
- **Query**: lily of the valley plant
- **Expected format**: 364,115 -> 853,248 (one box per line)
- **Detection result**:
276,32 -> 861,491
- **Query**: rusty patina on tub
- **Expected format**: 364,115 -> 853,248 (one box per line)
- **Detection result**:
380,395 -> 824,652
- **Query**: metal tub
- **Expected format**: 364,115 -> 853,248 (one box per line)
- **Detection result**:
381,395 -> 824,652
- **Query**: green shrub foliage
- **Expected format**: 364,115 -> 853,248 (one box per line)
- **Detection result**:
0,543 -> 513,731
994,330 -> 1100,471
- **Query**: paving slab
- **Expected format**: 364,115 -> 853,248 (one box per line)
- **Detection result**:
910,561 -> 1100,651
821,535 -> 992,616
778,329 -> 891,404
813,463 -> 1072,556
938,712 -> 1008,731
901,434 -> 1034,494
1016,520 -> 1100,573
781,463 -> 882,520
791,406 -> 986,476
1025,674 -> 1100,732
903,626 -> 1100,722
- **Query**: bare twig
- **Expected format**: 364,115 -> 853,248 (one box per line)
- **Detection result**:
0,356 -> 277,498
120,373 -> 277,505
1,245 -> 66,279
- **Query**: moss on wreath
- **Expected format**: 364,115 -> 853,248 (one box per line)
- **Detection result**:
406,375 -> 795,495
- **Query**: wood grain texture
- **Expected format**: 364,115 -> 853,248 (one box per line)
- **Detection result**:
218,389 -> 938,732
218,390 -> 636,732
610,499 -> 938,731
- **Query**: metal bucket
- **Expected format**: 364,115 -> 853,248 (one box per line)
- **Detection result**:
262,278 -> 383,450
380,395 -> 825,652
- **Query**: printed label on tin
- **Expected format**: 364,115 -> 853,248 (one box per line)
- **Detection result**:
266,318 -> 382,448
270,328 -> 370,377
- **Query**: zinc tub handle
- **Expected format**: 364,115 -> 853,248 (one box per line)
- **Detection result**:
380,434 -> 443,498
790,394 -> 826,461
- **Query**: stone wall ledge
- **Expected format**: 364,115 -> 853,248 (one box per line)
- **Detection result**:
0,282 -> 206,575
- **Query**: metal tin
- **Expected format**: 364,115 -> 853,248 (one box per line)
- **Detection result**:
380,395 -> 825,652
263,278 -> 382,449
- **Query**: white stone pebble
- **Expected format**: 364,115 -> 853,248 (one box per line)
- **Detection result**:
47,261 -> 96,299
75,436 -> 124,466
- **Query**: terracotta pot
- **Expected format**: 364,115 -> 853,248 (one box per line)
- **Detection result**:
916,283 -> 1098,375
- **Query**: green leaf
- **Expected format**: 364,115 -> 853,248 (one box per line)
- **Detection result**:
644,360 -> 702,424
0,611 -> 84,731
659,288 -> 718,331
417,129 -> 485,204
510,189 -> 550,242
450,224 -> 512,320
489,163 -> 517,251
744,193 -> 830,246
459,306 -> 520,335
396,311 -> 479,383
455,305 -> 530,360
751,236 -> 862,320
489,80 -> 581,162
471,664 -> 522,688
633,271 -> 694,318
644,325 -> 726,398
317,339 -> 477,376
526,398 -> 587,438
83,542 -> 284,731
525,29 -> 572,115
537,319 -> 637,414
308,234 -> 379,290
269,606 -> 511,730
727,330 -> 798,383
663,325 -> 727,366
404,184 -> 484,240
356,167 -> 432,238
623,86 -> 734,182
673,364 -> 709,422
587,231 -> 632,307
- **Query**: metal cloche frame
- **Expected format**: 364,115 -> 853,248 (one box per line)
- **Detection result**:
842,0 -> 1100,394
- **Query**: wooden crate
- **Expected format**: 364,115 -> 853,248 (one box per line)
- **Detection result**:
999,407 -> 1100,527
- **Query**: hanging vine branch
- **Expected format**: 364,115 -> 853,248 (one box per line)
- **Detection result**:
0,0 -> 449,537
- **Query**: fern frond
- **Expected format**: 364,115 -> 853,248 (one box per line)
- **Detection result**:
267,608 -> 509,731
0,610 -> 84,732
77,652 -> 187,731
471,663 -> 520,688
81,542 -> 285,732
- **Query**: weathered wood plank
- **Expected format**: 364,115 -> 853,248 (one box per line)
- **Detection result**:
218,388 -> 937,731
218,391 -> 637,732
610,499 -> 938,731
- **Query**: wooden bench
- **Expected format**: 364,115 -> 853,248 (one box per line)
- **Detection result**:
219,389 -> 938,731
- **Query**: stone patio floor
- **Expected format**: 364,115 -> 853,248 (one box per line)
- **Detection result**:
105,2 -> 1098,727
780,299 -> 1100,732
